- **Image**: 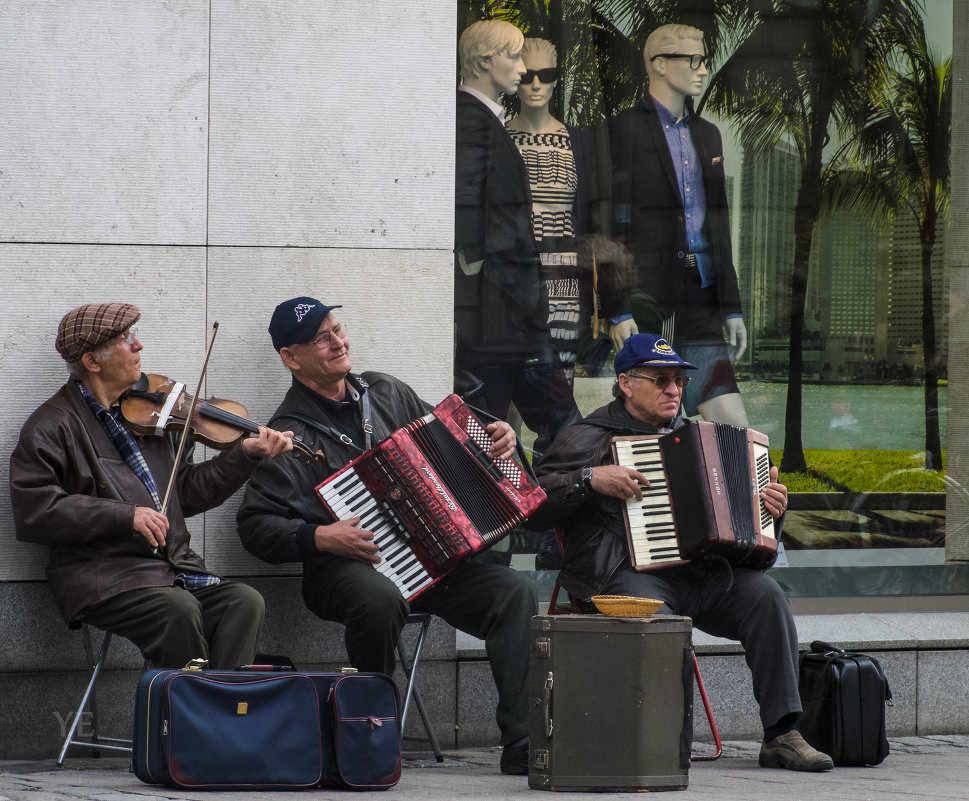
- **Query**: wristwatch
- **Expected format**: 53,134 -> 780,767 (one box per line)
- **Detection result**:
580,466 -> 594,492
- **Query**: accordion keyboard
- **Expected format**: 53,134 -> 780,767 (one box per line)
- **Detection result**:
753,442 -> 776,541
318,467 -> 436,599
613,438 -> 683,566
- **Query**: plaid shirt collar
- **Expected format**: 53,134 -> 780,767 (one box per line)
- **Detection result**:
76,380 -> 162,511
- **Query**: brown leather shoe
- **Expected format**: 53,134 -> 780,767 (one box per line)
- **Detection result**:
759,730 -> 834,772
500,741 -> 529,775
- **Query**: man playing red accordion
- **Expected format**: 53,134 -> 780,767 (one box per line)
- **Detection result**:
236,296 -> 535,775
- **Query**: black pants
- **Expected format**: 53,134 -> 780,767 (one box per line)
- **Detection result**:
302,558 -> 536,744
462,360 -> 581,460
602,563 -> 801,731
83,580 -> 265,670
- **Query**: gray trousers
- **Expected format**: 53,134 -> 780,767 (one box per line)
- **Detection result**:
83,580 -> 265,670
603,563 -> 801,731
302,558 -> 537,745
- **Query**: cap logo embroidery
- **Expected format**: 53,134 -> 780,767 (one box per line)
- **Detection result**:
293,303 -> 315,322
653,339 -> 675,355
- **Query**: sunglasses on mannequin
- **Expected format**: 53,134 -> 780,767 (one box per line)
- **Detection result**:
521,67 -> 558,84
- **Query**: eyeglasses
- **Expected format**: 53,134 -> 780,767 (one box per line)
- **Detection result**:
649,53 -> 708,70
305,323 -> 348,349
626,372 -> 691,389
522,67 -> 558,84
110,327 -> 139,347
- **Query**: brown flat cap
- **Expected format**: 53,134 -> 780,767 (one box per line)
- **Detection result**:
55,302 -> 141,362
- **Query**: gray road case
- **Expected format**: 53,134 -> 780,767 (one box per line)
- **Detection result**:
528,614 -> 693,792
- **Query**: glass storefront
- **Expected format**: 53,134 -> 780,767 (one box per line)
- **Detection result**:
454,1 -> 967,602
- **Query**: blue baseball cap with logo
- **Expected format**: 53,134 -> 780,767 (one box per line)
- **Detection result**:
614,333 -> 697,375
268,296 -> 342,352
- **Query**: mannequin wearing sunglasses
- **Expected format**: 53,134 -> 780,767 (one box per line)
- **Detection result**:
454,21 -> 581,465
506,38 -> 604,385
605,23 -> 749,426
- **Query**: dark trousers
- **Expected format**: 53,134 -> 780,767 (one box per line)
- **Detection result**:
302,558 -> 536,744
82,580 -> 265,670
464,360 -> 581,460
602,564 -> 801,731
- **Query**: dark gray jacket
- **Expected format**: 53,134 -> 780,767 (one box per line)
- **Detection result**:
531,400 -> 680,600
236,372 -> 430,578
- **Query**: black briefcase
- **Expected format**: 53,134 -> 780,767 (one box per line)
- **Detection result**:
797,640 -> 892,766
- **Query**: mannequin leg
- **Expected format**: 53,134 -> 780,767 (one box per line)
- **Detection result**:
698,391 -> 750,427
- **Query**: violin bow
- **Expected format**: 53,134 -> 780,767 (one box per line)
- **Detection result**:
160,321 -> 219,520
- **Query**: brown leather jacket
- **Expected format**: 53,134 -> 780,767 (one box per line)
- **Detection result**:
10,380 -> 258,623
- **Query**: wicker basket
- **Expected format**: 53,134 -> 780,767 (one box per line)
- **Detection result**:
590,595 -> 664,618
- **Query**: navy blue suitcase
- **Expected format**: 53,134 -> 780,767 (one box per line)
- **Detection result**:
132,669 -> 401,790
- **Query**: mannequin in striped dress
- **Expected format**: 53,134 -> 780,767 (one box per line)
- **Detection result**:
506,38 -> 584,384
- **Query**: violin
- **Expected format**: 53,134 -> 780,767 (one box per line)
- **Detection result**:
121,373 -> 323,463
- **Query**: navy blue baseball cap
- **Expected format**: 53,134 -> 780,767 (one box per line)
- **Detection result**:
614,333 -> 697,375
268,296 -> 342,352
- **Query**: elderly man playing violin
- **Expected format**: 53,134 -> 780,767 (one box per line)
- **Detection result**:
9,302 -> 293,670
236,296 -> 537,775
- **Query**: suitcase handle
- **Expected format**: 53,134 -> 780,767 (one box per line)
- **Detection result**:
810,640 -> 846,656
543,672 -> 554,738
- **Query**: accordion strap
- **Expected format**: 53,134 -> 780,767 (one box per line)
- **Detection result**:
270,380 -> 375,455
268,410 -> 365,455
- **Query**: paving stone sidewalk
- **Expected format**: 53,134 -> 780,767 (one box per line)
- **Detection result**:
0,736 -> 965,801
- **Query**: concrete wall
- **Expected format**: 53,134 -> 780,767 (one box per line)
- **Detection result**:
0,0 -> 458,759
0,0 -> 457,584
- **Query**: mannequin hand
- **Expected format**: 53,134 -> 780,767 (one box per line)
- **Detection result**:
458,252 -> 483,276
609,319 -> 639,353
726,317 -> 747,361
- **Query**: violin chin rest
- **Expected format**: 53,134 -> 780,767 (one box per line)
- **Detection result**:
131,372 -> 150,392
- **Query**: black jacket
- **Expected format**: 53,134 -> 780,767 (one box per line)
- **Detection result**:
236,372 -> 429,576
606,94 -> 742,323
454,90 -> 552,365
531,400 -> 681,600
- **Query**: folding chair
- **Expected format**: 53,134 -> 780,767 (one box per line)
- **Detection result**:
57,623 -> 136,765
395,612 -> 444,762
548,528 -> 722,761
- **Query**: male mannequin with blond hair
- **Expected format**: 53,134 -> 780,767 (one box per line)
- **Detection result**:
606,23 -> 749,426
454,20 -> 580,461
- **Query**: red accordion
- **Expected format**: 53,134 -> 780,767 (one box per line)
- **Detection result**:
316,394 -> 546,600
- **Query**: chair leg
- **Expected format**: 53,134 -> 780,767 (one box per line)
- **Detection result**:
57,626 -> 133,765
396,613 -> 444,762
690,652 -> 723,761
